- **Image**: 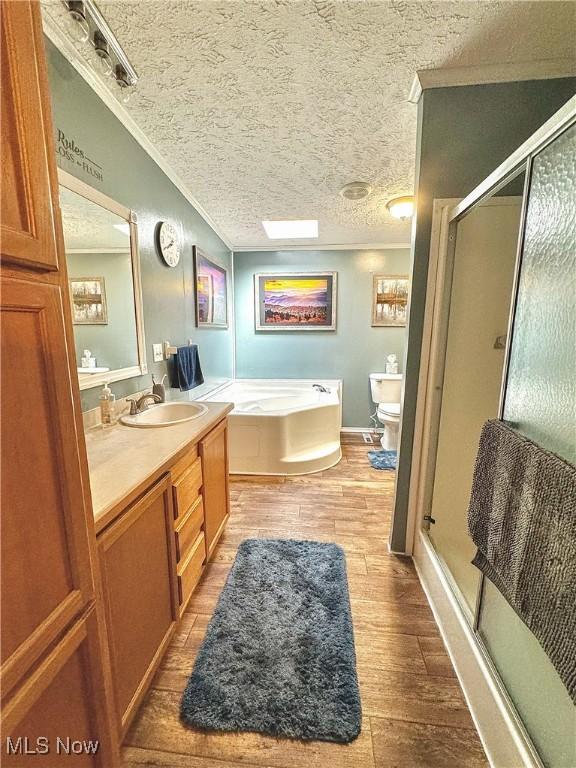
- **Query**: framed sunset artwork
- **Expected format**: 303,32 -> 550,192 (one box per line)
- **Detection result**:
255,272 -> 337,331
194,247 -> 228,328
372,274 -> 409,326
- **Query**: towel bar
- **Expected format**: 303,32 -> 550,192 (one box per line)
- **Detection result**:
164,339 -> 194,359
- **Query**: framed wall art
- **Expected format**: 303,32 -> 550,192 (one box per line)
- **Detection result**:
194,247 -> 228,328
372,274 -> 409,327
69,276 -> 108,324
255,272 -> 337,331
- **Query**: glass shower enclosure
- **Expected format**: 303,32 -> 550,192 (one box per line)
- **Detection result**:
420,117 -> 575,767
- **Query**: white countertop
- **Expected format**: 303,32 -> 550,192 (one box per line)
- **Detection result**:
85,401 -> 233,532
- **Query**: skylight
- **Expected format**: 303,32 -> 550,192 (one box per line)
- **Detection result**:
262,220 -> 318,239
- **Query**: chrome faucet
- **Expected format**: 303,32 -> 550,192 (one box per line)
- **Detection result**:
127,392 -> 162,415
313,383 -> 329,393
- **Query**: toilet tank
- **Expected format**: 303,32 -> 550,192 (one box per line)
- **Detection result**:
369,373 -> 403,404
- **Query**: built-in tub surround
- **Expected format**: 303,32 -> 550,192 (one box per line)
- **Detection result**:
233,249 -> 410,428
202,379 -> 342,475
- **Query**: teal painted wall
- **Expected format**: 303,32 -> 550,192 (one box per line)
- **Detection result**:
234,249 -> 410,427
392,77 -> 576,551
45,40 -> 234,410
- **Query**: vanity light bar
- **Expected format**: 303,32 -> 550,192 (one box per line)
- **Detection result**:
62,0 -> 139,86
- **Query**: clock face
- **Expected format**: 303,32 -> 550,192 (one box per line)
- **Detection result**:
157,221 -> 181,267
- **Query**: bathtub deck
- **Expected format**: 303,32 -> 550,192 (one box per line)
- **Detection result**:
121,436 -> 487,768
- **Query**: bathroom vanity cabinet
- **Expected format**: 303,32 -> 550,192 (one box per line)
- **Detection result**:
92,414 -> 231,737
97,476 -> 178,736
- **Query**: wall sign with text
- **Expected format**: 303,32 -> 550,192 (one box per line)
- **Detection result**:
55,129 -> 103,183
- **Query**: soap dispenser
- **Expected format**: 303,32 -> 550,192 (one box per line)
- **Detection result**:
99,381 -> 116,427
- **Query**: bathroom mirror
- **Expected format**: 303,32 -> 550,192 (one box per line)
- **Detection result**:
58,169 -> 147,389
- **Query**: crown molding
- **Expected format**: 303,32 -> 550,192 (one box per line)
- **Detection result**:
42,12 -> 234,251
408,58 -> 576,104
233,242 -> 411,253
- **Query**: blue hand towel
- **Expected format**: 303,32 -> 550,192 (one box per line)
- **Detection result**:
176,345 -> 204,391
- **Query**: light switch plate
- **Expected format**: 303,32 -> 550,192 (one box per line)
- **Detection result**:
152,343 -> 163,363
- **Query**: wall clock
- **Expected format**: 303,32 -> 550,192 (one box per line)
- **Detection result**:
156,220 -> 181,267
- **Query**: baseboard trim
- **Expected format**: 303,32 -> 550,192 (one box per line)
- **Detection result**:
340,427 -> 383,434
413,530 -> 543,768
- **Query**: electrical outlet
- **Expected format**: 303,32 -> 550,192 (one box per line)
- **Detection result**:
152,343 -> 163,363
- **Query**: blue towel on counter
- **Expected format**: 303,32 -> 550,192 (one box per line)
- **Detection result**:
176,344 -> 204,391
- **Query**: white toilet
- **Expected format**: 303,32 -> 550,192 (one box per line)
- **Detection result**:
369,373 -> 403,450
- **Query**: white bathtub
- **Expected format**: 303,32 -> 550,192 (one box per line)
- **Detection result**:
201,379 -> 342,475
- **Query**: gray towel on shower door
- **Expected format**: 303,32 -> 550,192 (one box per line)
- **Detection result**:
467,419 -> 576,703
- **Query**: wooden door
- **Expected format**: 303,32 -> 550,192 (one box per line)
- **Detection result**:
200,420 -> 230,557
2,612 -> 108,767
97,476 -> 178,737
0,0 -> 60,270
1,277 -> 96,691
0,2 -> 118,765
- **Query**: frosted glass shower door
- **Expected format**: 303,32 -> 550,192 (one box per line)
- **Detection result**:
428,195 -> 522,613
477,124 -> 576,768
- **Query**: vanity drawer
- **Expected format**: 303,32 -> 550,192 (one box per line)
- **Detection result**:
171,445 -> 199,482
172,456 -> 202,520
175,497 -> 204,562
178,531 -> 205,609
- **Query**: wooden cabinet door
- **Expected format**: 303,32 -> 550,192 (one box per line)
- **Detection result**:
0,278 -> 96,696
1,3 -> 119,765
200,420 -> 230,558
0,0 -> 61,270
97,476 -> 178,736
2,612 -> 110,767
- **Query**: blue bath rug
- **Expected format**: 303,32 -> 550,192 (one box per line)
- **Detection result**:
368,449 -> 397,470
180,538 -> 361,743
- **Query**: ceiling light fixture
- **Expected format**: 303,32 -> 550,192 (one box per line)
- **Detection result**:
262,220 -> 319,239
386,195 -> 415,220
62,0 -> 138,100
115,65 -> 134,104
339,181 -> 372,201
93,30 -> 113,77
64,0 -> 90,43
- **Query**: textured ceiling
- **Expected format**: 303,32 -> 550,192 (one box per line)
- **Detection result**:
60,186 -> 131,250
43,1 -> 575,248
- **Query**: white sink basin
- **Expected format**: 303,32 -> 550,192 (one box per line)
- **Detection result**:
120,402 -> 208,428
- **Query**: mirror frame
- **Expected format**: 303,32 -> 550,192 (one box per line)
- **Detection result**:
58,169 -> 147,389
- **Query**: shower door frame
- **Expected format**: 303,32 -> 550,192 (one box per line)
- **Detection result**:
408,96 -> 576,768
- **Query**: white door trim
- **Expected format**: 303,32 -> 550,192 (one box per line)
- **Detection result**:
404,198 -> 459,554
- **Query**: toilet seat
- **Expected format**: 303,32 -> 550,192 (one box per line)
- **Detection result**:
377,402 -> 400,419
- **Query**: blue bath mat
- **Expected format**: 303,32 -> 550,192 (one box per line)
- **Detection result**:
180,538 -> 361,743
368,449 -> 397,470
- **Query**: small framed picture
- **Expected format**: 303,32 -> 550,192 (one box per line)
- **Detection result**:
372,275 -> 409,327
255,272 -> 337,331
194,247 -> 228,328
69,277 -> 108,324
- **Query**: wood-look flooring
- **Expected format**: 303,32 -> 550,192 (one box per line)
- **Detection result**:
122,438 -> 487,768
